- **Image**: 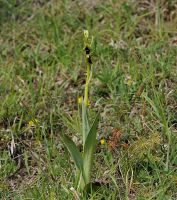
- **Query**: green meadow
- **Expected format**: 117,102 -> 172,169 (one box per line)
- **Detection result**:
0,0 -> 177,199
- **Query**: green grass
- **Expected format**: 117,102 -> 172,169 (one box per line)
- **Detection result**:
0,0 -> 177,199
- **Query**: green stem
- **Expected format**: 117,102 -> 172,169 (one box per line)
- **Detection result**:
84,64 -> 90,106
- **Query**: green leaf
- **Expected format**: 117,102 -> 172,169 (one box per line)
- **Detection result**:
83,114 -> 100,185
59,111 -> 82,136
142,93 -> 161,119
60,133 -> 83,172
82,102 -> 90,144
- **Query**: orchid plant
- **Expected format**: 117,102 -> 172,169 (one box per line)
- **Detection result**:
60,30 -> 99,196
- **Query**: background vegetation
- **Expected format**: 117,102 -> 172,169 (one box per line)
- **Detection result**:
0,0 -> 177,199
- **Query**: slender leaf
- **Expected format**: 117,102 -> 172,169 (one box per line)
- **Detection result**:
60,133 -> 83,172
142,93 -> 161,119
82,102 -> 90,144
59,111 -> 82,135
83,114 -> 100,184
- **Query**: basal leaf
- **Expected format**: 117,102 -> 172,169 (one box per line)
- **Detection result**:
60,133 -> 83,172
83,114 -> 100,184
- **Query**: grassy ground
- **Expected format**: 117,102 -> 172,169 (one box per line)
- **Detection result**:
0,0 -> 177,199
